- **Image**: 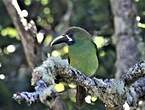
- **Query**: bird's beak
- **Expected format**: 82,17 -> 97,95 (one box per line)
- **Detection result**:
50,35 -> 66,46
50,35 -> 73,46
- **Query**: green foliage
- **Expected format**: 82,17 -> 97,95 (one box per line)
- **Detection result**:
71,0 -> 111,31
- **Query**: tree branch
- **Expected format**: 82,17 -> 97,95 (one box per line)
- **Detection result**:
13,57 -> 145,110
121,61 -> 145,85
3,0 -> 42,68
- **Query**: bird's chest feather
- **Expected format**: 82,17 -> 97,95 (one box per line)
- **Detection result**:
68,41 -> 98,76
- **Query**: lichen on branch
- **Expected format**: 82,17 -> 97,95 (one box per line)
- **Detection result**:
13,57 -> 145,109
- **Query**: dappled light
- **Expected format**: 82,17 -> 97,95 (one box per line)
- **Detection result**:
136,16 -> 141,22
54,83 -> 65,92
91,96 -> 97,102
0,74 -> 5,80
36,32 -> 44,43
93,36 -> 106,48
6,45 -> 16,53
85,95 -> 92,104
44,35 -> 53,45
1,27 -> 18,38
138,22 -> 145,29
68,83 -> 76,89
51,50 -> 61,57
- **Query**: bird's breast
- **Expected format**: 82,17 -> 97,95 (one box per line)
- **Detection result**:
69,42 -> 98,76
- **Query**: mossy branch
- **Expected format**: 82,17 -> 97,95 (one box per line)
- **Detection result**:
13,57 -> 145,109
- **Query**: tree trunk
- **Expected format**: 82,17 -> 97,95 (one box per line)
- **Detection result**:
3,0 -> 42,69
3,0 -> 67,110
110,0 -> 142,79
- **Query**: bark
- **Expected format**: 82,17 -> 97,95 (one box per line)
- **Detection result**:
3,0 -> 42,68
3,1 -> 66,110
110,0 -> 142,79
13,57 -> 145,110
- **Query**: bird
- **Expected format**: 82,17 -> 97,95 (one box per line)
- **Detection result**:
50,26 -> 98,109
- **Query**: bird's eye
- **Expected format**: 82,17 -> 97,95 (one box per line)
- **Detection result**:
66,31 -> 74,38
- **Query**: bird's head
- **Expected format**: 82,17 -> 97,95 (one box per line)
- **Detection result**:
50,27 -> 91,47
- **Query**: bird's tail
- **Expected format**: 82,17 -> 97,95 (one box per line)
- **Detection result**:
76,85 -> 86,109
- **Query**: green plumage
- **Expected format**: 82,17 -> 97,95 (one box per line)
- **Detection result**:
50,27 -> 99,109
68,27 -> 98,76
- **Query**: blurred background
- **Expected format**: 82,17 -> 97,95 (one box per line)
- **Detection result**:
0,0 -> 145,110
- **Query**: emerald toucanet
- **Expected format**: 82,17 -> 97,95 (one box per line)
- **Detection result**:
50,27 -> 98,107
